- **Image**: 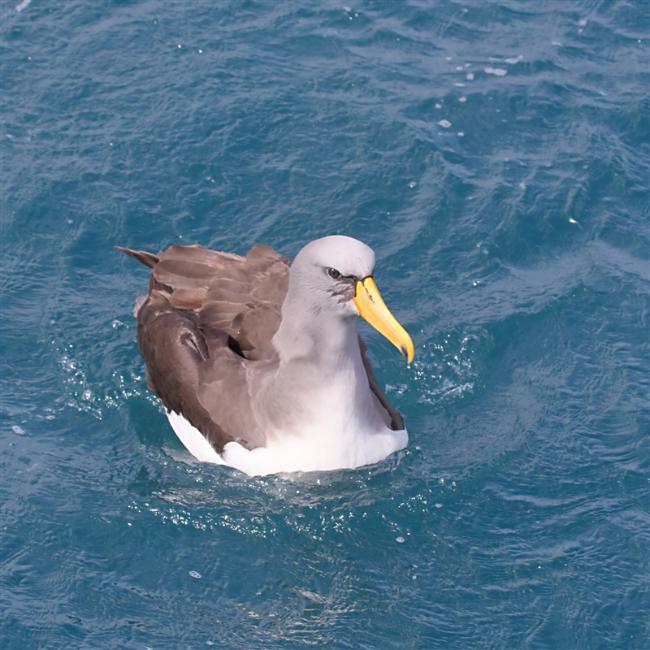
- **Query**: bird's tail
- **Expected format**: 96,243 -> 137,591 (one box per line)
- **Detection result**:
116,246 -> 159,269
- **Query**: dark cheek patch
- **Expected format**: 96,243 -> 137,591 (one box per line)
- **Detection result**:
328,286 -> 354,304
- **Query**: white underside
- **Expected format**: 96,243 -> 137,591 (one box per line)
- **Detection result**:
166,410 -> 408,477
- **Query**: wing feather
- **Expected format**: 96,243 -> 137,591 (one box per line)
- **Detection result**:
124,243 -> 289,450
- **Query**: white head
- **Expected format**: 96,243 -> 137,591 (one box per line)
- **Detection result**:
281,235 -> 414,363
288,235 -> 376,318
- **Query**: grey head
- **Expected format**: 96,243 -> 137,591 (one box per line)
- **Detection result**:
287,235 -> 376,318
282,235 -> 415,363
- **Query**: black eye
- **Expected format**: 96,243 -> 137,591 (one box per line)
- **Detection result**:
326,267 -> 342,280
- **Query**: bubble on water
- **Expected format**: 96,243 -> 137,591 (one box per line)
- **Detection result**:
435,103 -> 442,109
189,570 -> 202,579
578,18 -> 588,27
61,356 -> 76,371
438,119 -> 452,128
466,72 -> 474,80
411,333 -> 485,405
11,424 -> 25,435
484,66 -> 507,76
385,383 -> 408,396
408,180 -> 417,188
395,536 -> 405,544
459,96 -> 467,103
505,55 -> 523,64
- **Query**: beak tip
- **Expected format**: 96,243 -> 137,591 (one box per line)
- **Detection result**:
400,345 -> 415,365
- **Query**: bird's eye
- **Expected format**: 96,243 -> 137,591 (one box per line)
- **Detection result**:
326,267 -> 342,280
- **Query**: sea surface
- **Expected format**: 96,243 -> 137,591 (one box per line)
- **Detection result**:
1,1 -> 649,648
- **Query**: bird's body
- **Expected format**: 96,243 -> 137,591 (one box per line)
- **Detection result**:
120,236 -> 414,476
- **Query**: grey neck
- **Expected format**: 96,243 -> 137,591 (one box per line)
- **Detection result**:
257,283 -> 386,437
272,292 -> 360,369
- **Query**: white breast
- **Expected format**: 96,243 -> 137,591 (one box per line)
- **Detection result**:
166,409 -> 407,476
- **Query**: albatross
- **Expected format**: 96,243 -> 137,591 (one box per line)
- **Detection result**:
119,235 -> 415,476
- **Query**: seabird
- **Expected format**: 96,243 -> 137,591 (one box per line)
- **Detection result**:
119,235 -> 415,476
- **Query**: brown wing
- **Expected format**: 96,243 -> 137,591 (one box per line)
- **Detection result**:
121,243 -> 289,451
358,337 -> 405,431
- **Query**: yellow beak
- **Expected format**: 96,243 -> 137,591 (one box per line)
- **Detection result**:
354,276 -> 415,364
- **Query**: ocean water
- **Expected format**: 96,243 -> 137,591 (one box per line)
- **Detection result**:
1,0 -> 649,647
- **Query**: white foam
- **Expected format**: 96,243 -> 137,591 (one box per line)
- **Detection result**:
15,0 -> 31,12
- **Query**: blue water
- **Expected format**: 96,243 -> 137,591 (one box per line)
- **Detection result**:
1,1 -> 649,647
